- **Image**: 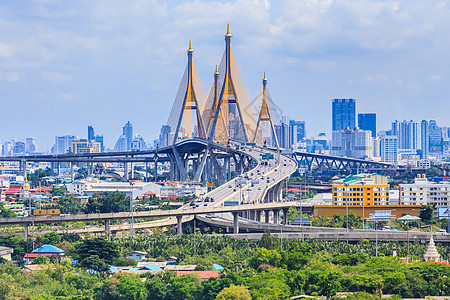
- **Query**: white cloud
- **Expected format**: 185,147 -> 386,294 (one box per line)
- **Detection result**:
7,72 -> 25,82
41,71 -> 73,84
0,43 -> 14,57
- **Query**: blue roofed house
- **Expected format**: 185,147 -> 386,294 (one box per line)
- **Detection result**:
24,244 -> 64,264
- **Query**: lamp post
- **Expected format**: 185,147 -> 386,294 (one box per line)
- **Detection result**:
375,220 -> 378,257
344,183 -> 349,232
361,182 -> 365,230
129,181 -> 135,238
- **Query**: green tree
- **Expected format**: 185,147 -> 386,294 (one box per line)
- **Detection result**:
41,232 -> 61,245
51,186 -> 67,196
84,192 -> 129,214
215,285 -> 251,300
248,268 -> 291,300
115,273 -> 147,300
146,275 -> 169,300
75,237 -> 119,265
260,230 -> 279,250
419,205 -> 433,223
78,254 -> 109,274
58,195 -> 82,214
249,248 -> 282,269
0,205 -> 16,218
0,273 -> 19,300
31,256 -> 50,265
167,275 -> 200,300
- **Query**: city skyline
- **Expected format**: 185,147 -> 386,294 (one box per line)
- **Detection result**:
1,1 -> 450,151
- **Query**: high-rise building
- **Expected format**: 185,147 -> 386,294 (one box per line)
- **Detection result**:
123,121 -> 133,150
310,133 -> 329,154
380,135 -> 398,163
2,140 -> 14,156
131,135 -> 147,151
54,135 -> 78,154
113,135 -> 127,152
25,137 -> 38,153
358,113 -> 376,137
372,137 -> 381,158
331,128 -> 373,159
158,125 -> 172,148
274,122 -> 289,149
391,120 -> 421,150
421,120 -> 429,159
429,120 -> 443,157
332,99 -> 356,131
289,120 -> 306,141
12,141 -> 25,154
95,135 -> 104,152
71,140 -> 101,154
88,126 -> 95,142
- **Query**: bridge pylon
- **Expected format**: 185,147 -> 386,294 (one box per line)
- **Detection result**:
252,72 -> 280,148
204,24 -> 257,145
166,41 -> 207,145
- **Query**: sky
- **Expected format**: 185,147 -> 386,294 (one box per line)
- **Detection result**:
1,0 -> 450,151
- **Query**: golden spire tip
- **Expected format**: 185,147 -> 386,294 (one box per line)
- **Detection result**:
225,24 -> 232,37
188,40 -> 193,52
215,65 -> 219,74
263,71 -> 267,81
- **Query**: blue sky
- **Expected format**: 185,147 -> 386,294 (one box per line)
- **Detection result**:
1,0 -> 449,151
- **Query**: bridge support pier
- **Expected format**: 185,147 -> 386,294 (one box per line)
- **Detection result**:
176,216 -> 183,235
124,162 -> 128,180
130,162 -> 134,179
70,163 -> 74,180
255,210 -> 261,222
264,210 -> 270,223
273,209 -> 280,224
154,161 -> 158,182
105,219 -> 111,241
24,224 -> 29,240
232,212 -> 239,234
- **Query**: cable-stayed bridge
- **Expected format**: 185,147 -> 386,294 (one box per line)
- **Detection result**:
0,26 -> 413,240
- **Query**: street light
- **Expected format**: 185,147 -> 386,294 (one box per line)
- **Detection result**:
344,183 -> 349,232
361,182 -> 365,230
375,220 -> 378,256
129,181 -> 135,238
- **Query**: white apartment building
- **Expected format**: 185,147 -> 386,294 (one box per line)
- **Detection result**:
380,135 -> 398,163
399,174 -> 450,218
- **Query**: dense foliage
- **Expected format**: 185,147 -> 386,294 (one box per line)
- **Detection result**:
0,233 -> 449,299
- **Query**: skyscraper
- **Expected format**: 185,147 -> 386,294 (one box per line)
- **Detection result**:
421,120 -> 429,159
332,99 -> 356,131
54,135 -> 78,154
391,120 -> 421,150
358,113 -> 376,137
88,126 -> 95,142
25,137 -> 38,153
289,120 -> 306,141
429,120 -> 443,157
95,135 -> 104,152
331,128 -> 373,159
381,135 -> 398,163
123,121 -> 133,150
